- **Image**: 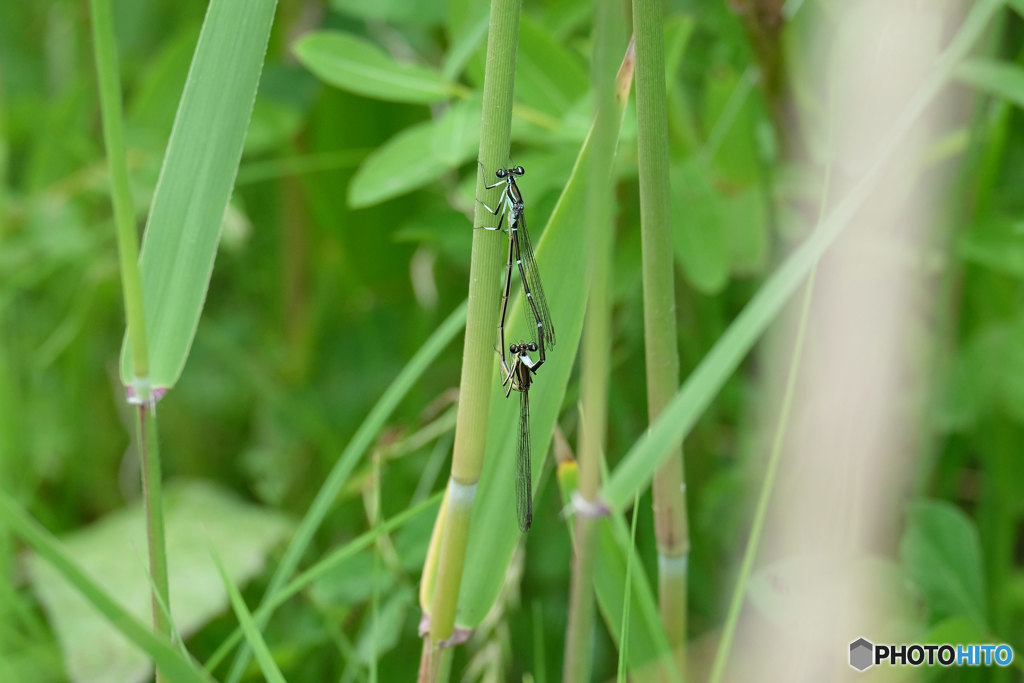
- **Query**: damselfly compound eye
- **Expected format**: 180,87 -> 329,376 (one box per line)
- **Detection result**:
514,166 -> 525,176
496,169 -> 507,178
528,343 -> 537,352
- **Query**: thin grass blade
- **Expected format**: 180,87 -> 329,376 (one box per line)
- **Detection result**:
211,552 -> 286,683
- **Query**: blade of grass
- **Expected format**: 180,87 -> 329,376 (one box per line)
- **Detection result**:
0,494 -> 209,683
119,0 -> 278,389
602,0 -> 1005,511
211,552 -> 286,683
205,491 -> 442,673
221,302 -> 465,680
89,0 -> 149,384
617,490 -> 642,683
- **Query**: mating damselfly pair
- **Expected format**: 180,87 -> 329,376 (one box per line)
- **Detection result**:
479,164 -> 556,532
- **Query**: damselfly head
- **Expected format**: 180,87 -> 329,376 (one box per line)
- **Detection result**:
495,168 -> 508,178
526,342 -> 537,352
513,165 -> 525,176
509,343 -> 519,354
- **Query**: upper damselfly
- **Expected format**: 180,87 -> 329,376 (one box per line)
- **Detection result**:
479,165 -> 556,381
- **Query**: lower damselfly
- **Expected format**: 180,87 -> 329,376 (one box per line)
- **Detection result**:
504,342 -> 537,532
479,165 -> 556,381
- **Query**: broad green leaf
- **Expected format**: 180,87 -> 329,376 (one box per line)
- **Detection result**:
556,462 -> 679,682
918,617 -> 989,681
931,346 -> 982,433
212,552 -> 286,683
119,0 -> 277,388
24,481 -> 291,683
349,99 -> 481,208
671,158 -> 728,293
958,215 -> 1024,278
602,0 -> 1003,509
294,31 -> 458,104
244,97 -> 303,156
1009,0 -> 1024,19
355,585 -> 413,664
955,317 -> 1024,425
330,0 -> 445,26
722,185 -> 767,275
900,500 -> 986,627
703,65 -> 761,185
990,318 -> 1024,424
515,16 -> 588,119
441,12 -> 488,83
956,58 -> 1024,110
0,493 -> 209,683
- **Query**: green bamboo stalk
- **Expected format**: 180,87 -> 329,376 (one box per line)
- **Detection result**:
89,2 -> 170,677
562,5 -> 622,681
137,406 -> 171,652
632,0 -> 689,674
419,1 -> 522,678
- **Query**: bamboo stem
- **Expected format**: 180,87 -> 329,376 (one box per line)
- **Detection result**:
633,0 -> 689,675
419,1 -> 522,678
562,4 -> 622,680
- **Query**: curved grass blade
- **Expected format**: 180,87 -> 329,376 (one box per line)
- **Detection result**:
204,491 -> 442,673
221,303 -> 466,681
119,0 -> 278,389
211,552 -> 286,683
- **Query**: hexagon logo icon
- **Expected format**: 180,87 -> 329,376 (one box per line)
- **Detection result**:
849,638 -> 874,671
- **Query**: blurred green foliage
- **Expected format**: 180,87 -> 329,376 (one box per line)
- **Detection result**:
2,0 -> 1024,681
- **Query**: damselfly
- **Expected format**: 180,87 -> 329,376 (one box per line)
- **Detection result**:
504,342 -> 538,532
479,165 -> 557,381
